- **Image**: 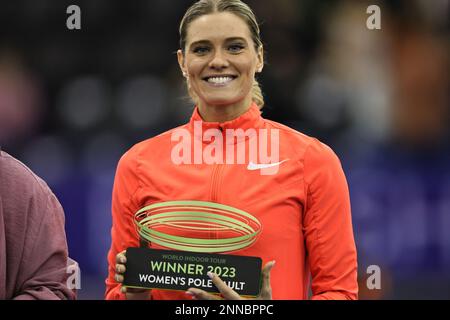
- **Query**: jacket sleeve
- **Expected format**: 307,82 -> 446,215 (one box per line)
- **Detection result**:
105,147 -> 143,300
302,140 -> 358,300
13,185 -> 76,300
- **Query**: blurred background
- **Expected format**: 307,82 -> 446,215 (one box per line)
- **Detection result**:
0,0 -> 448,299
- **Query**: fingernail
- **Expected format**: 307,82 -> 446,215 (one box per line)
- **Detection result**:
207,271 -> 214,279
120,257 -> 126,264
272,260 -> 276,266
185,291 -> 194,296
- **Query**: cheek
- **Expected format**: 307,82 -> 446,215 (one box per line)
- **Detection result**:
236,61 -> 256,89
235,56 -> 257,78
234,56 -> 256,84
185,58 -> 203,78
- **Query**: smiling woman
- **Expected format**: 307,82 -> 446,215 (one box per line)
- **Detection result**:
177,1 -> 264,122
106,0 -> 358,301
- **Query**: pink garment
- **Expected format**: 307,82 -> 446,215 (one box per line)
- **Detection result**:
0,150 -> 76,300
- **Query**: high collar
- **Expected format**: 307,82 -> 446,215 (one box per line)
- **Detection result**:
189,102 -> 264,133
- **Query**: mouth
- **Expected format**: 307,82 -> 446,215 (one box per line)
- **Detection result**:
202,75 -> 238,86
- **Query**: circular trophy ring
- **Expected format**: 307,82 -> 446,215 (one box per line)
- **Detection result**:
134,200 -> 262,253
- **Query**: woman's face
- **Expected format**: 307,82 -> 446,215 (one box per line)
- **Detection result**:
178,12 -> 263,110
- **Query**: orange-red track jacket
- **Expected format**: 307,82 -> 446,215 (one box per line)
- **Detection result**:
105,103 -> 358,300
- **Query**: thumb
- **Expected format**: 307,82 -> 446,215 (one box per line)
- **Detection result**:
259,260 -> 275,300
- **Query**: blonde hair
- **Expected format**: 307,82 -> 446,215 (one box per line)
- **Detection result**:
179,0 -> 265,109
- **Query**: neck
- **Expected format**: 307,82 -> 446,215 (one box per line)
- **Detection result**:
197,98 -> 253,123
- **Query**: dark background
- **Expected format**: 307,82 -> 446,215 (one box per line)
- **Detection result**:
0,0 -> 448,299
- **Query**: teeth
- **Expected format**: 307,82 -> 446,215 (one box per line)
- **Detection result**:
207,76 -> 234,84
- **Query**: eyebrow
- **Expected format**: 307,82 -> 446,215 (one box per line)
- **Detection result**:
189,37 -> 248,48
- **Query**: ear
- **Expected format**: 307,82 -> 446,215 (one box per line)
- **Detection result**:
177,49 -> 188,77
256,46 -> 264,73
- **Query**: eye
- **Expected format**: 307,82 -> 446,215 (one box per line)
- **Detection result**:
192,46 -> 210,55
228,43 -> 245,53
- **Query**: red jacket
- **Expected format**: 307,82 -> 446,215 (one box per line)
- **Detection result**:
105,103 -> 358,300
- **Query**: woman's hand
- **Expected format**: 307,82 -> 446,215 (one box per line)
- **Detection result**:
185,261 -> 275,300
115,250 -> 151,300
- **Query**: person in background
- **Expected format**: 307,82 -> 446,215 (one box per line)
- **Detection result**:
0,149 -> 76,300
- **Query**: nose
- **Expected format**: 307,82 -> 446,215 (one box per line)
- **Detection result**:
208,49 -> 229,70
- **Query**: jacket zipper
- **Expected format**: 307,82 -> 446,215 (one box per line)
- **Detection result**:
209,163 -> 224,240
210,163 -> 224,203
209,126 -> 226,239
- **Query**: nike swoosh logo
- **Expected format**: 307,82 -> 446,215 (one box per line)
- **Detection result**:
247,159 -> 289,171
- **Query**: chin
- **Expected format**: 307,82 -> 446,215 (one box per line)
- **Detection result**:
207,101 -> 237,107
203,96 -> 245,107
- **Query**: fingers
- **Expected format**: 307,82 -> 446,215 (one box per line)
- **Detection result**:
115,250 -> 127,285
258,260 -> 275,300
185,272 -> 242,300
116,250 -> 127,264
115,250 -> 127,283
187,268 -> 274,300
207,272 -> 242,300
114,249 -> 148,296
116,263 -> 126,274
115,274 -> 124,283
186,288 -> 221,300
